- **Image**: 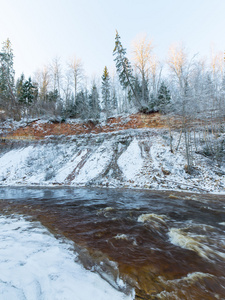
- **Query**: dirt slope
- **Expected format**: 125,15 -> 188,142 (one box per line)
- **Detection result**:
2,113 -> 170,140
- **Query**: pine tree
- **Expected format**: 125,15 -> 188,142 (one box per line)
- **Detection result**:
16,75 -> 38,105
74,90 -> 88,119
16,74 -> 25,102
89,84 -> 100,119
47,89 -> 59,102
101,66 -> 111,118
0,38 -> 15,100
157,82 -> 171,112
113,31 -> 141,108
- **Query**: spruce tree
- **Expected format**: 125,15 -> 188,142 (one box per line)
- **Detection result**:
16,74 -> 25,102
89,84 -> 100,119
16,75 -> 38,105
101,66 -> 111,118
74,90 -> 88,119
157,82 -> 171,112
113,31 -> 141,108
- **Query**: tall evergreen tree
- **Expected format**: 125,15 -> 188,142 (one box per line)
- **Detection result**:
157,81 -> 171,112
16,74 -> 25,102
16,75 -> 38,105
101,66 -> 111,118
74,90 -> 88,119
113,31 -> 141,108
89,84 -> 100,119
0,38 -> 15,100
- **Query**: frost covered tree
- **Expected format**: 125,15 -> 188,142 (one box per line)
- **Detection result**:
89,83 -> 100,119
0,38 -> 15,100
16,74 -> 38,105
113,30 -> 141,109
74,90 -> 88,119
132,35 -> 153,105
101,66 -> 111,118
16,73 -> 25,102
157,81 -> 171,113
34,67 -> 50,102
167,44 -> 195,173
50,57 -> 62,100
68,57 -> 83,105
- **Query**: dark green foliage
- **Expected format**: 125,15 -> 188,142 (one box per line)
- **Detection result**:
113,31 -> 132,90
16,74 -> 25,102
138,82 -> 171,114
102,66 -> 111,116
47,89 -> 59,102
157,82 -> 171,112
111,87 -> 118,111
113,32 -> 134,89
113,31 -> 141,107
66,90 -> 88,119
134,76 -> 142,100
89,84 -> 100,119
16,74 -> 38,105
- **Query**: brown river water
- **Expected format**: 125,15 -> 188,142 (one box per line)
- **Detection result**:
0,187 -> 225,299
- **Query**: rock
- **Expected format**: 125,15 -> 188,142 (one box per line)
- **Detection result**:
161,167 -> 171,175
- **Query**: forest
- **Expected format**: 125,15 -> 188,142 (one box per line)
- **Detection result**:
0,32 -> 224,173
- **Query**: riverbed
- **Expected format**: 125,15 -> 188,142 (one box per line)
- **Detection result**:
0,187 -> 225,299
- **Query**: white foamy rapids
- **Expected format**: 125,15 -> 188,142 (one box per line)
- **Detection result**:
168,228 -> 225,260
137,213 -> 168,224
156,272 -> 217,299
0,215 -> 134,300
160,271 -> 214,285
114,234 -> 129,240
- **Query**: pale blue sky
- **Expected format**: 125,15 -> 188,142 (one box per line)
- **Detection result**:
1,0 -> 225,79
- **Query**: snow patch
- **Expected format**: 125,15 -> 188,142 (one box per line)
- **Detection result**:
54,149 -> 88,183
118,139 -> 143,180
0,146 -> 33,183
73,141 -> 113,184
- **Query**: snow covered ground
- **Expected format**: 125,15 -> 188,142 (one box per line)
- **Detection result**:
0,128 -> 224,193
0,215 -> 134,300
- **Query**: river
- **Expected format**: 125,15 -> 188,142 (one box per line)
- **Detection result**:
0,187 -> 225,299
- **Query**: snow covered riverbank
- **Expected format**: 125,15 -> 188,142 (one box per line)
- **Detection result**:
0,215 -> 134,300
0,128 -> 224,193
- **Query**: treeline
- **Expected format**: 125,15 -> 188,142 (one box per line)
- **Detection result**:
0,33 -> 225,172
1,33 -> 224,124
0,34 -> 171,121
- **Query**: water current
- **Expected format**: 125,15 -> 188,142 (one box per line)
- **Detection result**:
0,187 -> 225,299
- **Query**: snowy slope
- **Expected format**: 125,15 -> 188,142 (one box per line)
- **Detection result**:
0,129 -> 224,193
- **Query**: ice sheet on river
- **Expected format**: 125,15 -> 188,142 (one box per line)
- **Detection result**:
0,215 -> 134,300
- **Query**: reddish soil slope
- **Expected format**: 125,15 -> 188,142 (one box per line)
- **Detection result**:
4,113 -> 170,140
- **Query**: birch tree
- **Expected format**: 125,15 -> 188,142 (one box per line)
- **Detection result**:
50,57 -> 62,99
167,44 -> 194,173
132,35 -> 153,105
68,57 -> 83,105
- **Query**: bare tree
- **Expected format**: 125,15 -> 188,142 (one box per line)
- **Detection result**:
68,57 -> 83,105
62,69 -> 73,109
40,66 -> 50,102
132,35 -> 153,104
167,44 -> 195,173
50,57 -> 62,98
149,54 -> 162,100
